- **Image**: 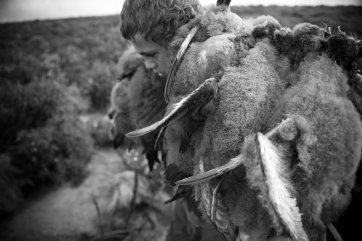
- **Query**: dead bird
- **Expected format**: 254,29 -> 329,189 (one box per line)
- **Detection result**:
273,22 -> 362,74
176,54 -> 362,241
109,46 -> 167,171
127,7 -> 293,240
126,7 -> 362,241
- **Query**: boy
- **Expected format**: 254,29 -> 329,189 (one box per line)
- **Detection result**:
120,0 -> 204,76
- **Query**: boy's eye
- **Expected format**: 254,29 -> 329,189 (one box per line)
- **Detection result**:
141,51 -> 157,58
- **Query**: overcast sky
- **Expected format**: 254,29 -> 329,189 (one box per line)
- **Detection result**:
0,0 -> 361,23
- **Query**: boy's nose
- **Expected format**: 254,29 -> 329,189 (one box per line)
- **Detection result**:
143,58 -> 157,70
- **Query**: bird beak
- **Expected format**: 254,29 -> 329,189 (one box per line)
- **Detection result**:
126,77 -> 218,138
164,25 -> 199,103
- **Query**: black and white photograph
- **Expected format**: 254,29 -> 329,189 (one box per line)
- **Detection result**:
0,0 -> 361,240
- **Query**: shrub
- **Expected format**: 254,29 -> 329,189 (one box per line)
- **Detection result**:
50,113 -> 94,185
12,116 -> 93,187
84,61 -> 115,110
89,115 -> 113,147
0,154 -> 24,215
0,79 -> 94,216
0,80 -> 59,152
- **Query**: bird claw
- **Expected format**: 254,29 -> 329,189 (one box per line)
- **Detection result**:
322,23 -> 331,36
337,26 -> 345,34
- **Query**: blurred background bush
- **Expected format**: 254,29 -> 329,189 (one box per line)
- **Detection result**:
0,16 -> 128,216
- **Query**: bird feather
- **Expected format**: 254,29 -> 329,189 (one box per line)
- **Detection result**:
257,132 -> 309,241
126,77 -> 218,138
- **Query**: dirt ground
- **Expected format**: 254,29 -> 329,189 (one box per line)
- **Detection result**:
2,148 -> 172,241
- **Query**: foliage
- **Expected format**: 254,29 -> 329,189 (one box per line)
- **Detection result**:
0,16 -> 129,216
0,154 -> 24,214
0,16 -> 128,111
0,5 -> 361,236
12,115 -> 93,187
90,150 -> 170,241
88,115 -> 113,148
0,81 -> 58,149
84,61 -> 115,110
0,79 -> 94,216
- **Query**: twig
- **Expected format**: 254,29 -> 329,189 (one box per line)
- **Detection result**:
92,195 -> 104,240
126,171 -> 138,224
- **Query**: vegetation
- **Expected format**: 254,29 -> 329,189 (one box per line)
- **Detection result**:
0,5 -> 360,239
0,16 -> 129,216
0,78 -> 95,216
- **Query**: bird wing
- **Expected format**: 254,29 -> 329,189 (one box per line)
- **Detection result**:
126,77 -> 218,138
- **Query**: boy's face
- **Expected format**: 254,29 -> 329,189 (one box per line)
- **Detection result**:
132,34 -> 171,76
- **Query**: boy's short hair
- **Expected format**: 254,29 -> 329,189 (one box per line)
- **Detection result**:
120,0 -> 203,46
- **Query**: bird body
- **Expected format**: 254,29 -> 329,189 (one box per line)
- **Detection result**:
175,22 -> 362,240
268,53 -> 362,232
147,10 -> 294,240
187,39 -> 292,241
109,46 -> 167,170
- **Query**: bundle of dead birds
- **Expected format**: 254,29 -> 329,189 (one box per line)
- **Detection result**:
108,46 -> 167,171
126,5 -> 362,241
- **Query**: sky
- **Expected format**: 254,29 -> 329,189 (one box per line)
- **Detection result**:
0,0 -> 361,23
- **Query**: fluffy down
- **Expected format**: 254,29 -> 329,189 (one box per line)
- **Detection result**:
109,46 -> 167,170
131,7 -> 362,241
158,9 -> 295,240
268,54 -> 362,237
193,40 -> 289,241
163,7 -> 267,169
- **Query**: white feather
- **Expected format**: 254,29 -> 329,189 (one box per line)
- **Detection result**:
257,133 -> 309,241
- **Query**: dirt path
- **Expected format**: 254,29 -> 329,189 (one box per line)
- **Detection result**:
4,148 -> 124,241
